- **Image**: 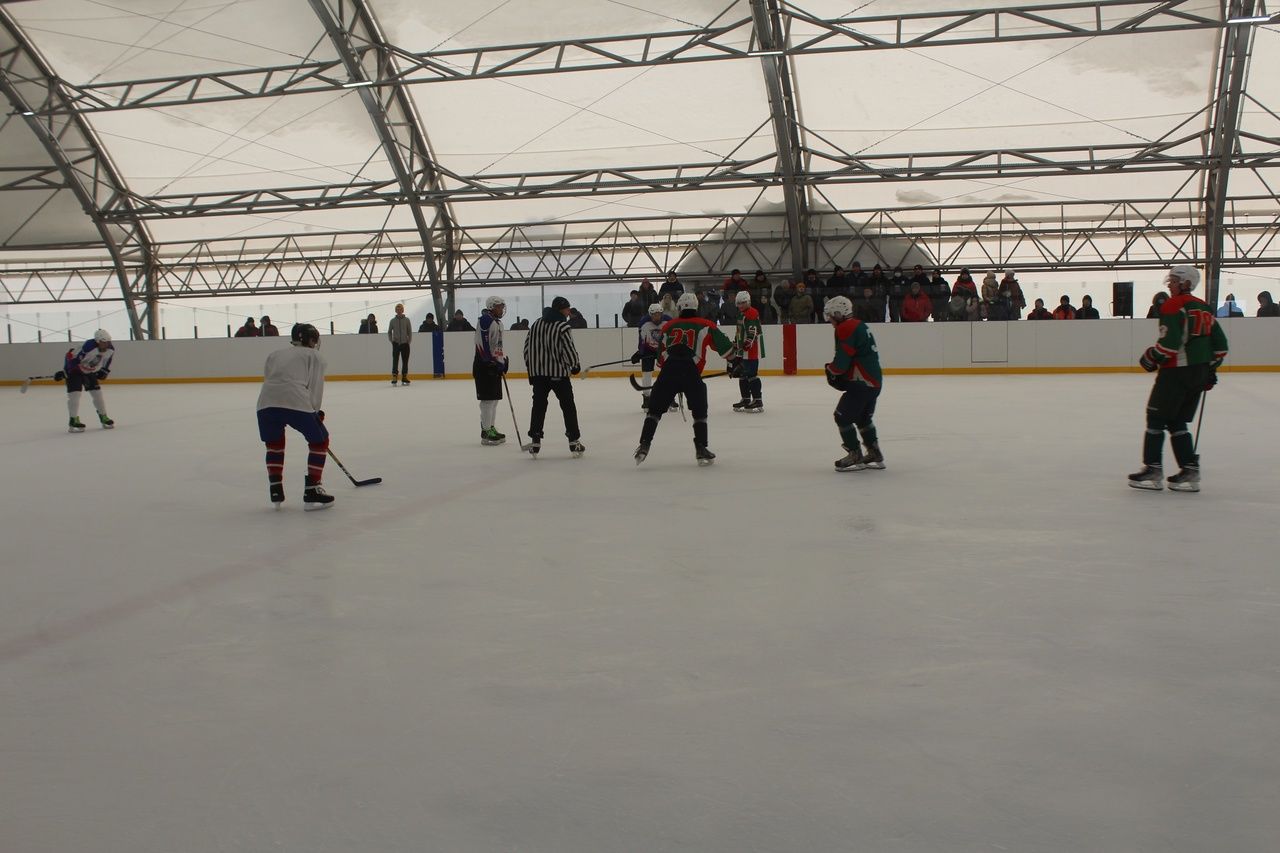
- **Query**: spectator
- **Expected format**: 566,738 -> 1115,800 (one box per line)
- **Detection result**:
260,316 -> 279,336
358,313 -> 378,334
446,310 -> 474,332
418,312 -> 438,332
1052,295 -> 1076,320
823,265 -> 850,317
1217,293 -> 1244,318
1076,295 -> 1100,319
952,269 -> 978,301
901,281 -> 933,322
660,292 -> 677,318
1027,298 -> 1053,320
927,268 -> 951,321
510,318 -> 530,330
718,295 -> 740,326
622,290 -> 645,327
772,278 -> 793,319
758,292 -> 779,324
788,281 -> 814,324
802,268 -> 822,321
751,270 -> 771,308
887,266 -> 907,322
852,285 -> 883,323
947,290 -> 968,322
698,289 -> 720,322
1258,290 -> 1280,317
656,272 -> 683,303
965,295 -> 984,322
988,286 -> 1014,321
567,307 -> 589,329
866,265 -> 889,320
980,271 -> 999,306
846,261 -> 866,295
722,268 -> 749,299
1146,292 -> 1168,318
640,277 -> 661,307
999,271 -> 1026,319
234,317 -> 260,337
388,302 -> 412,385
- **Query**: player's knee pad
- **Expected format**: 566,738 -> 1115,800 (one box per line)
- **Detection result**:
856,416 -> 874,431
833,408 -> 854,427
1168,423 -> 1189,437
645,412 -> 661,424
694,417 -> 707,425
266,439 -> 285,452
308,438 -> 329,453
1145,411 -> 1166,432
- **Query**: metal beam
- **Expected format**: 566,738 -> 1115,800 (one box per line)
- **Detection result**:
1203,0 -> 1258,306
31,1 -> 1224,115
307,0 -> 455,320
750,0 -> 808,277
95,128 -> 1280,220
0,8 -> 156,338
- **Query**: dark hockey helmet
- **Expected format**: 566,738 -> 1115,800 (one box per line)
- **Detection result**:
291,323 -> 320,346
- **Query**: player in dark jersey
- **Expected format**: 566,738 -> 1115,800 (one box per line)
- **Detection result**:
823,296 -> 886,472
1128,265 -> 1228,492
731,290 -> 765,412
634,292 -> 740,466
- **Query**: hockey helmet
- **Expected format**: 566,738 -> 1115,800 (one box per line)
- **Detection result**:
824,295 -> 853,321
647,301 -> 664,315
734,290 -> 752,307
93,328 -> 112,344
485,295 -> 506,311
1167,265 -> 1200,291
676,292 -> 699,313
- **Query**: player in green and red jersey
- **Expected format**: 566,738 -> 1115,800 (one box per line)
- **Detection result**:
634,292 -> 740,466
823,296 -> 886,472
1129,265 -> 1228,492
731,290 -> 765,413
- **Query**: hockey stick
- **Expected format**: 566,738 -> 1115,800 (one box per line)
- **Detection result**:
19,374 -> 57,394
629,370 -> 729,391
1193,389 -> 1208,454
327,448 -> 382,487
581,358 -> 633,377
501,375 -> 535,453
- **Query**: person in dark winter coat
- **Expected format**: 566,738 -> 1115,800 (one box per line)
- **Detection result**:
927,269 -> 951,321
999,271 -> 1026,319
772,279 -> 793,318
260,316 -> 279,336
418,313 -> 439,332
1258,291 -> 1280,317
1076,295 -> 1100,319
358,313 -> 378,334
523,296 -> 584,457
656,272 -> 683,304
852,285 -> 883,323
567,308 -> 589,329
446,310 -> 475,332
640,278 -> 661,307
235,317 -> 260,337
622,290 -> 646,327
1027,298 -> 1053,320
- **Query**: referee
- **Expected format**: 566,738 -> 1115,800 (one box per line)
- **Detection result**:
522,296 -> 584,457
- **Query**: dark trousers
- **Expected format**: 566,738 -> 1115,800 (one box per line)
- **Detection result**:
528,376 -> 580,441
639,359 -> 710,448
1143,365 -> 1207,466
391,343 -> 410,376
834,383 -> 881,449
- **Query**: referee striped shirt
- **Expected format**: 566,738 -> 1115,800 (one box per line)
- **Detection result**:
523,311 -> 581,378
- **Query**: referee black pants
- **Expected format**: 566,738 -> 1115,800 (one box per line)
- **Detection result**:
528,376 -> 580,442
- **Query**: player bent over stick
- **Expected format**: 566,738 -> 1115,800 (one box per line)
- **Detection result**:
823,296 -> 886,471
1128,265 -> 1228,493
57,329 -> 115,432
255,323 -> 333,510
634,292 -> 740,466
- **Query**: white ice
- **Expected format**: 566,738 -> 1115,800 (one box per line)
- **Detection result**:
2,374 -> 1278,853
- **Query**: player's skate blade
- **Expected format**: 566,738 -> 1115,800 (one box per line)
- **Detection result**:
1167,466 -> 1200,492
569,441 -> 585,458
696,447 -> 716,466
633,443 -> 650,466
1127,465 -> 1163,490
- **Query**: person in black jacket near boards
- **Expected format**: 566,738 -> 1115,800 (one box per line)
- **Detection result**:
523,296 -> 585,458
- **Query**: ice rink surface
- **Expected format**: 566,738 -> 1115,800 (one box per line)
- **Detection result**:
3,373 -> 1278,853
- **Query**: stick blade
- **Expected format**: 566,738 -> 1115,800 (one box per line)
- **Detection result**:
20,380 -> 32,394
354,477 -> 382,487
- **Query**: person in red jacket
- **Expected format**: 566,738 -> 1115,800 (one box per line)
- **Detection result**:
1052,295 -> 1076,320
900,281 -> 933,322
1027,298 -> 1054,320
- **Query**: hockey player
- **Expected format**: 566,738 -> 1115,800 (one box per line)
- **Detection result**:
55,329 -> 115,432
633,292 -> 740,466
731,290 -> 765,412
255,323 -> 333,509
474,295 -> 509,445
631,301 -> 667,409
1128,265 -> 1228,492
823,296 -> 886,471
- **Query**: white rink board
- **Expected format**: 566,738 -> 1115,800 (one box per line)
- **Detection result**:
2,375 -> 1279,853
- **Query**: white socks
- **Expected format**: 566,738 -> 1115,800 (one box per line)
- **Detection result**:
67,391 -> 82,418
89,389 -> 107,418
480,400 -> 498,430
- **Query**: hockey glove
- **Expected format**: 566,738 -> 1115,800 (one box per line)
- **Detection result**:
1204,369 -> 1218,392
825,365 -> 847,390
53,370 -> 66,381
726,356 -> 744,378
1138,349 -> 1159,373
630,351 -> 642,364
317,410 -> 325,422
570,365 -> 580,375
95,369 -> 109,380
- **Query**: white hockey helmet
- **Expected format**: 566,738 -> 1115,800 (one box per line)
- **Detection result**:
485,295 -> 506,311
824,295 -> 853,321
1167,264 -> 1200,291
676,292 -> 699,313
93,328 -> 112,344
647,301 -> 664,315
734,290 -> 752,307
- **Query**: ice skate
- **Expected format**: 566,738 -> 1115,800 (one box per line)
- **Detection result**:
668,402 -> 679,413
732,398 -> 750,412
269,482 -> 285,508
98,412 -> 114,429
1167,465 -> 1200,493
744,399 -> 763,413
1127,464 -> 1163,491
834,446 -> 865,471
695,446 -> 716,467
481,427 -> 506,446
391,374 -> 398,386
400,378 -> 410,386
861,441 -> 885,469
569,441 -> 585,459
526,438 -> 541,456
633,442 -> 650,466
303,478 -> 334,511
68,417 -> 85,433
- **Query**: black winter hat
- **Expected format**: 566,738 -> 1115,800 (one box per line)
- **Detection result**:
551,296 -> 571,311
